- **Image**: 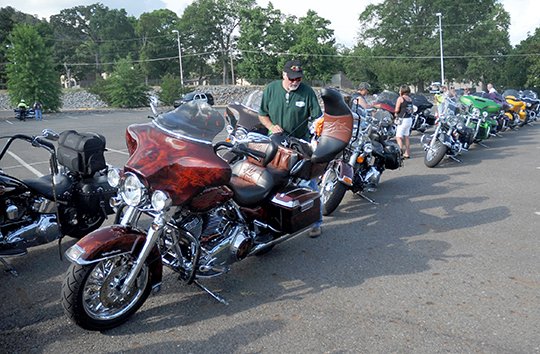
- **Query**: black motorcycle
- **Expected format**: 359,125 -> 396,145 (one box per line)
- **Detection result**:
319,108 -> 402,216
410,94 -> 436,133
421,97 -> 474,168
0,129 -> 116,274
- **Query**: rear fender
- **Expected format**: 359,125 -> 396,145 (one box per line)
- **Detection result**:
66,225 -> 163,286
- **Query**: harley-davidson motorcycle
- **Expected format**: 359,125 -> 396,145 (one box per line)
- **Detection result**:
319,107 -> 402,216
60,88 -> 353,331
421,97 -> 475,168
0,129 -> 116,274
410,94 -> 436,133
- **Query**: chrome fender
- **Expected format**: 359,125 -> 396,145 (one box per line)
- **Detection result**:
65,225 -> 163,287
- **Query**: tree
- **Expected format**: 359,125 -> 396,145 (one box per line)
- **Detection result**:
6,24 -> 62,110
105,57 -> 148,108
159,73 -> 184,106
50,4 -> 137,81
357,0 -> 511,90
136,9 -> 180,84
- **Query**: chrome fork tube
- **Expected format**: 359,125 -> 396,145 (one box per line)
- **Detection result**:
121,212 -> 166,292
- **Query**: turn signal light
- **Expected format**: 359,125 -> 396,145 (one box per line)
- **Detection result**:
356,156 -> 365,163
342,176 -> 353,185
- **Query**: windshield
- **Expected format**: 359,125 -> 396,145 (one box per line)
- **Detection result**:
502,89 -> 520,98
521,90 -> 538,99
374,90 -> 399,106
154,101 -> 224,143
240,90 -> 263,112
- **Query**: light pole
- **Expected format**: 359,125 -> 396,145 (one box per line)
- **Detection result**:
436,12 -> 445,87
171,30 -> 184,86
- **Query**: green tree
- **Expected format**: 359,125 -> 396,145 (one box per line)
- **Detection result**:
136,9 -> 180,84
357,0 -> 511,90
159,73 -> 183,106
50,3 -> 137,81
6,24 -> 62,110
105,57 -> 148,108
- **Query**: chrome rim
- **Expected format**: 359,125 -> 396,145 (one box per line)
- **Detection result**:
320,169 -> 339,204
82,254 -> 149,321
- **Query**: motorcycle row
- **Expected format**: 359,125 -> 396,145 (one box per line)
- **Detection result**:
422,89 -> 540,167
1,86 -> 536,331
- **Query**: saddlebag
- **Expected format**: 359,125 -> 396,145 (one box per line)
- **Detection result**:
57,130 -> 106,176
73,174 -> 117,215
268,186 -> 321,234
383,144 -> 402,170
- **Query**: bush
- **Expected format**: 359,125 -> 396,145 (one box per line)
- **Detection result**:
104,58 -> 149,108
158,73 -> 185,106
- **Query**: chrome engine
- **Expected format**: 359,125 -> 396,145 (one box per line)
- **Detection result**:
163,205 -> 253,278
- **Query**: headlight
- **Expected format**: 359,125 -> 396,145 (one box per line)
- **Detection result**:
445,114 -> 459,127
120,172 -> 146,207
363,142 -> 373,154
107,167 -> 122,187
151,190 -> 171,211
482,111 -> 488,118
472,107 -> 481,117
413,105 -> 418,113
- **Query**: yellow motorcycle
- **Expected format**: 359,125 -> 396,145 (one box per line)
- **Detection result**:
503,89 -> 527,127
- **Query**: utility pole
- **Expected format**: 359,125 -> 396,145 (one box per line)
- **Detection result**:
436,13 -> 445,86
171,30 -> 184,86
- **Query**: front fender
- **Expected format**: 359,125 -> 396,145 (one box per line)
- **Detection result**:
65,225 -> 163,286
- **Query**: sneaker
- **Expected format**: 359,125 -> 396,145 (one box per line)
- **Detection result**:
308,226 -> 322,238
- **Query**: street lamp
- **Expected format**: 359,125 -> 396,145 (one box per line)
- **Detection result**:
436,12 -> 445,87
171,29 -> 184,86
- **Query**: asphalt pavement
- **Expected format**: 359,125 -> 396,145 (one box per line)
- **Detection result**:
0,110 -> 539,353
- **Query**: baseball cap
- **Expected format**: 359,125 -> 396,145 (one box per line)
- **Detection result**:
358,82 -> 371,90
283,60 -> 304,79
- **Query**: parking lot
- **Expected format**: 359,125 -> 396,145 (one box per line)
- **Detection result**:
0,110 -> 539,353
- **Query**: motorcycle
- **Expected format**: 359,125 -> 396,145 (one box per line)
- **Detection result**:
0,129 -> 116,275
410,94 -> 436,133
421,97 -> 474,168
519,89 -> 540,123
14,107 -> 35,121
502,89 -> 527,127
459,95 -> 500,144
60,88 -> 353,331
319,108 -> 402,216
224,89 -> 268,139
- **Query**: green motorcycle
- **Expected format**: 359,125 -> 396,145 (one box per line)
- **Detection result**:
459,95 -> 501,145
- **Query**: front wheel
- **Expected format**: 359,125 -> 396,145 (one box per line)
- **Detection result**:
61,253 -> 151,331
424,140 -> 447,168
319,168 -> 348,216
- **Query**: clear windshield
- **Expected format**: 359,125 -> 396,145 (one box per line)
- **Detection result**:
502,89 -> 520,98
373,90 -> 399,106
521,90 -> 538,99
240,90 -> 263,112
154,101 -> 224,142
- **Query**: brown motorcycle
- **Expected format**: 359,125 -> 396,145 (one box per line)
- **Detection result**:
60,88 -> 353,331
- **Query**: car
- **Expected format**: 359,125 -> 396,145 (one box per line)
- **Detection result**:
428,82 -> 441,94
173,91 -> 215,108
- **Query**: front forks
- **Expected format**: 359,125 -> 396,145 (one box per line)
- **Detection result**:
121,207 -> 167,293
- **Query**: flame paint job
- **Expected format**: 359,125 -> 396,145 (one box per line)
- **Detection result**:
125,123 -> 232,205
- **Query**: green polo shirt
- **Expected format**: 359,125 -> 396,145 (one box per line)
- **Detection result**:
259,80 -> 323,140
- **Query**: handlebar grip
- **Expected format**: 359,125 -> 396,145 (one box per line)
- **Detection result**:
34,137 -> 55,150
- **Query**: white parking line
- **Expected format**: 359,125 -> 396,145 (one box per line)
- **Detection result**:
66,116 -> 79,120
7,151 -> 44,177
535,212 -> 540,216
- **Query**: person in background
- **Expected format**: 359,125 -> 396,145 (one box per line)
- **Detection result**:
434,85 -> 448,117
17,99 -> 28,119
258,59 -> 324,238
33,100 -> 43,121
351,82 -> 372,117
394,85 -> 414,159
487,83 -> 497,94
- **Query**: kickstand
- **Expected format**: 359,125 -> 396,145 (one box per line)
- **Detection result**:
194,280 -> 229,305
357,193 -> 378,205
0,258 -> 18,277
449,155 -> 462,163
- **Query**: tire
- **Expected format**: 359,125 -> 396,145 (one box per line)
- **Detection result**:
424,140 -> 447,168
61,253 -> 152,331
319,168 -> 348,216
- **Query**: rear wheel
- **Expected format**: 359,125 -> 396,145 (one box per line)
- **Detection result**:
319,168 -> 348,216
424,140 -> 447,168
61,253 -> 151,331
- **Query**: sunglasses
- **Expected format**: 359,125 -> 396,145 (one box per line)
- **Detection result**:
288,76 -> 302,82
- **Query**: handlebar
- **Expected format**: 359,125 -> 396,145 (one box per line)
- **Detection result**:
214,140 -> 266,161
0,133 -> 56,162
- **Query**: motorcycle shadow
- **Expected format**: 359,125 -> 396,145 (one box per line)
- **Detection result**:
96,173 -> 512,336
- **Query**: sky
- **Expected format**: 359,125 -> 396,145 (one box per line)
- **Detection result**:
3,0 -> 539,47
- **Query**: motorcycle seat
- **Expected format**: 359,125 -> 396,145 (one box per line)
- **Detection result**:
23,174 -> 73,201
229,159 -> 288,207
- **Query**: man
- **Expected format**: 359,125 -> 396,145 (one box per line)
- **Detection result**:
16,99 -> 29,120
351,82 -> 371,116
258,59 -> 324,237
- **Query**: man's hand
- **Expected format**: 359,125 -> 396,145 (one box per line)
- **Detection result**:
269,124 -> 284,134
